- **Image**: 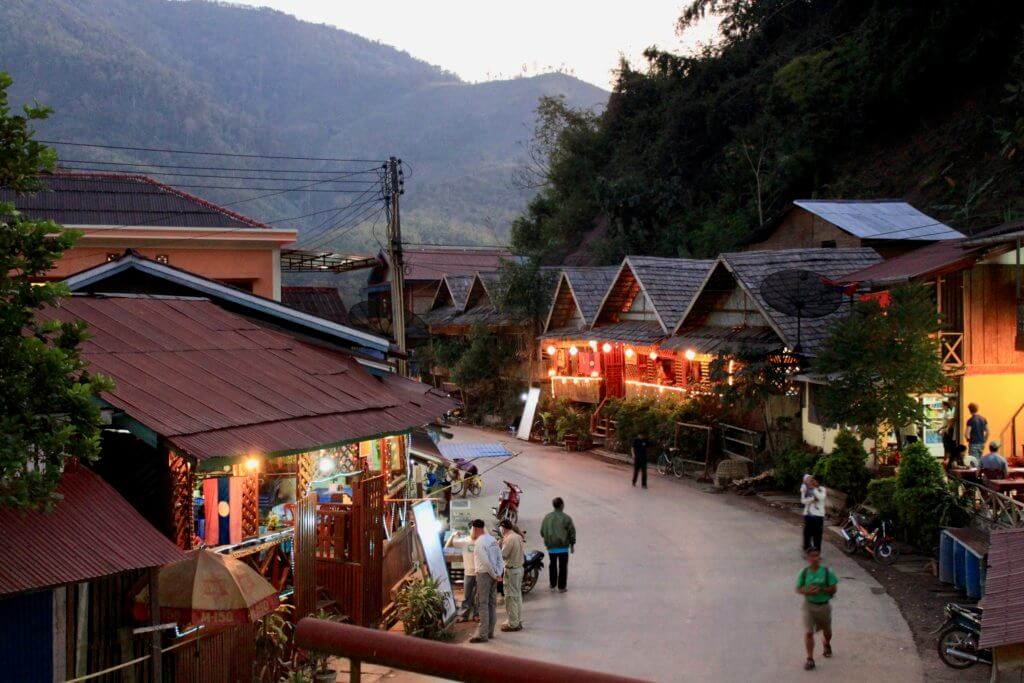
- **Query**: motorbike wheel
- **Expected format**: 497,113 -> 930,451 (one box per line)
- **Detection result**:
672,456 -> 686,479
840,525 -> 859,555
522,568 -> 539,595
873,540 -> 900,565
656,455 -> 670,476
504,508 -> 518,526
451,479 -> 464,496
467,478 -> 482,497
937,626 -> 979,669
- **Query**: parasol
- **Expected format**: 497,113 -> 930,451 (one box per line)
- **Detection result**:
136,549 -> 279,627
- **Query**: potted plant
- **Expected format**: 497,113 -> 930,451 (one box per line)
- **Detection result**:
305,650 -> 336,683
395,577 -> 450,640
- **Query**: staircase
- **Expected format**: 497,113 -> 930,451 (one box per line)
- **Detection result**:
589,398 -> 616,449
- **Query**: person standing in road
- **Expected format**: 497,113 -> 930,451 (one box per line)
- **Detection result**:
499,519 -> 524,632
796,547 -> 838,671
468,519 -> 504,644
801,475 -> 826,553
450,530 -> 478,622
966,403 -> 989,465
540,497 -> 576,592
631,431 -> 649,489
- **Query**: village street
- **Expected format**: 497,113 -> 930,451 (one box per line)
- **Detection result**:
381,426 -> 923,683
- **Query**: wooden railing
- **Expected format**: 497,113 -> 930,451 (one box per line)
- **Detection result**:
550,376 -> 602,403
938,331 -> 964,369
382,524 -> 417,607
952,477 -> 1024,528
316,503 -> 358,562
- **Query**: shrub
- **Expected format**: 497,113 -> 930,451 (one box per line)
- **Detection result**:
866,477 -> 898,520
813,430 -> 870,504
773,446 -> 821,491
604,395 -> 720,456
396,577 -> 450,640
894,442 -> 968,550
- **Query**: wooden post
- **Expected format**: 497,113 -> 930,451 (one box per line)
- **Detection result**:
350,657 -> 361,683
149,568 -> 162,683
74,582 -> 89,679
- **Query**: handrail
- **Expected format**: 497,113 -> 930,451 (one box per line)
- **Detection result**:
590,396 -> 609,434
1011,399 -> 1024,462
294,618 -> 650,683
951,475 -> 1024,528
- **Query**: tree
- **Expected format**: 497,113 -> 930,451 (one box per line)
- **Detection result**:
0,72 -> 112,509
814,284 -> 947,448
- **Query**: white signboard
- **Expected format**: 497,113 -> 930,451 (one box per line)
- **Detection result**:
449,498 -> 473,533
412,500 -> 458,623
517,387 -> 541,441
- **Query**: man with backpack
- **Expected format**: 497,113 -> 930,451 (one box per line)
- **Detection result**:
796,547 -> 838,670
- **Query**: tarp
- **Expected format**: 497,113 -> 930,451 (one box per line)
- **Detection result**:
437,442 -> 513,460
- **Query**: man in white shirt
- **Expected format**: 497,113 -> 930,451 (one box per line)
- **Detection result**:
468,519 -> 504,643
450,530 -> 478,622
801,475 -> 827,553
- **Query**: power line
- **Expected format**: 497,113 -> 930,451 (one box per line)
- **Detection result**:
50,177 -> 377,193
39,139 -> 384,163
293,196 -> 384,247
57,165 -> 381,184
288,186 -> 384,242
301,203 -> 386,252
55,158 -> 383,174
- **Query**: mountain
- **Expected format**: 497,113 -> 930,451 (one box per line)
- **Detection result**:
0,0 -> 608,249
511,0 -> 1024,264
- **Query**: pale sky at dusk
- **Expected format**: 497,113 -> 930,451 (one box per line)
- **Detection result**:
231,1 -> 720,89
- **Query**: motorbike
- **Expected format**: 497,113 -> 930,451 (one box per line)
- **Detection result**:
936,603 -> 991,669
521,550 -> 544,595
839,507 -> 899,565
492,480 -> 522,525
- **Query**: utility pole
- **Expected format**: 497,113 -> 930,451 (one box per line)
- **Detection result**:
386,157 -> 408,376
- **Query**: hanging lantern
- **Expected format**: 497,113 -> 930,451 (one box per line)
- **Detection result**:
547,369 -> 556,378
568,345 -> 579,356
684,349 -> 696,361
546,344 -> 557,356
602,342 -> 612,353
625,347 -> 635,359
649,350 -> 658,360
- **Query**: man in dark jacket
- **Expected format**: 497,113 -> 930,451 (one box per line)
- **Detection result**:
632,431 -> 649,489
539,497 -> 576,592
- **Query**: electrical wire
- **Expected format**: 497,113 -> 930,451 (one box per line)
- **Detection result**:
300,203 -> 386,252
57,164 -> 380,184
39,139 -> 384,163
56,158 -> 383,174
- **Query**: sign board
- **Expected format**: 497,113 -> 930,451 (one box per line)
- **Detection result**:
517,387 -> 541,441
449,499 -> 473,533
412,500 -> 458,623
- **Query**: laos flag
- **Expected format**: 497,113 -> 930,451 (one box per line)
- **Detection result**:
203,477 -> 244,546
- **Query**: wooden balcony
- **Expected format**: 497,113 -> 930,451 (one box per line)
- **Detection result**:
550,376 -> 602,403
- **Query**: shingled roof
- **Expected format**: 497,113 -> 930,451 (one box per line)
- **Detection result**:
595,257 -> 714,334
444,275 -> 474,310
705,248 -> 882,354
2,172 -> 270,229
564,267 -> 618,324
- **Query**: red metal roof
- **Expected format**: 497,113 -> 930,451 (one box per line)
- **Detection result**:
0,465 -> 185,595
40,295 -> 456,461
838,239 -> 985,285
980,527 -> 1024,648
376,247 -> 512,282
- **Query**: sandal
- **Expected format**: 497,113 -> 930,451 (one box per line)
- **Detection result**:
823,644 -> 832,658
804,658 -> 815,671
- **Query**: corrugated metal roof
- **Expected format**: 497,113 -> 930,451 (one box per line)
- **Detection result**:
793,200 -> 963,241
41,295 -> 454,460
720,248 -> 882,354
1,172 -> 269,228
980,527 -> 1024,648
839,239 -> 986,285
0,466 -> 186,595
281,287 -> 349,325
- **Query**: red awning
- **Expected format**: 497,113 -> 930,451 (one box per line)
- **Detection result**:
0,466 -> 186,595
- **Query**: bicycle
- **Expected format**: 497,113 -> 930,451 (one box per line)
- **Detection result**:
656,446 -> 686,479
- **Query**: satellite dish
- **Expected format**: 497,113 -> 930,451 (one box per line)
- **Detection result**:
760,269 -> 843,353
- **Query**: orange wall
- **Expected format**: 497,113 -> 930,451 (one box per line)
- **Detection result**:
51,245 -> 280,299
962,373 -> 1024,460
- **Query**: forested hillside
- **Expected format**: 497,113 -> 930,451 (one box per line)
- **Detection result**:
0,0 -> 607,249
513,0 -> 1024,264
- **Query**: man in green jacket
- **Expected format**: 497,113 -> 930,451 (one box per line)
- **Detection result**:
539,497 -> 576,592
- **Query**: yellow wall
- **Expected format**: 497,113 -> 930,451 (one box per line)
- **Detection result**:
962,372 -> 1024,460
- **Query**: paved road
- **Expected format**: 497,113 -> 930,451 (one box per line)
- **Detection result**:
389,426 -> 923,683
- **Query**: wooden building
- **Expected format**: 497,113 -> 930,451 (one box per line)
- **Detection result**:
840,222 -> 1024,459
3,172 -> 297,299
747,200 -> 962,259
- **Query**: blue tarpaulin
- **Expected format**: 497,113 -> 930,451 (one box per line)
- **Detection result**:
437,442 -> 513,460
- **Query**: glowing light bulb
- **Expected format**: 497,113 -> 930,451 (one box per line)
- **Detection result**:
649,350 -> 658,360
625,347 -> 635,358
318,457 -> 335,474
245,457 -> 260,472
548,369 -> 556,378
568,345 -> 578,356
520,392 -> 529,402
546,345 -> 557,356
588,340 -> 598,351
684,349 -> 696,361
590,370 -> 599,378
602,343 -> 612,353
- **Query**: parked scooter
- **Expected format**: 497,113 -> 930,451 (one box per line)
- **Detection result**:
839,506 -> 899,565
521,550 -> 545,595
936,603 -> 991,669
492,480 -> 522,525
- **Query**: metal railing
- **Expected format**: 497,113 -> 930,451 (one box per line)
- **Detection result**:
294,618 -> 650,683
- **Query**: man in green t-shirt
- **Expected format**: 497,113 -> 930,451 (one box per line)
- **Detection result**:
795,548 -> 838,670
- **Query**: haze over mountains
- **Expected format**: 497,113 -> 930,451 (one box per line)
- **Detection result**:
0,0 -> 608,250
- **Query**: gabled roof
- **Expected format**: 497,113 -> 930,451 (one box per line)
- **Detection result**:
64,250 -> 390,355
2,171 -> 270,229
0,465 -> 186,595
281,287 -> 349,325
595,256 -> 713,334
40,294 -> 455,461
444,274 -> 474,310
793,200 -> 963,241
979,527 -> 1024,649
372,246 -> 513,283
838,239 -> 988,285
675,248 -> 882,354
542,267 -> 618,335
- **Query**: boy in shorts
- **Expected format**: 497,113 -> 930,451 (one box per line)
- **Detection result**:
796,547 -> 838,670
